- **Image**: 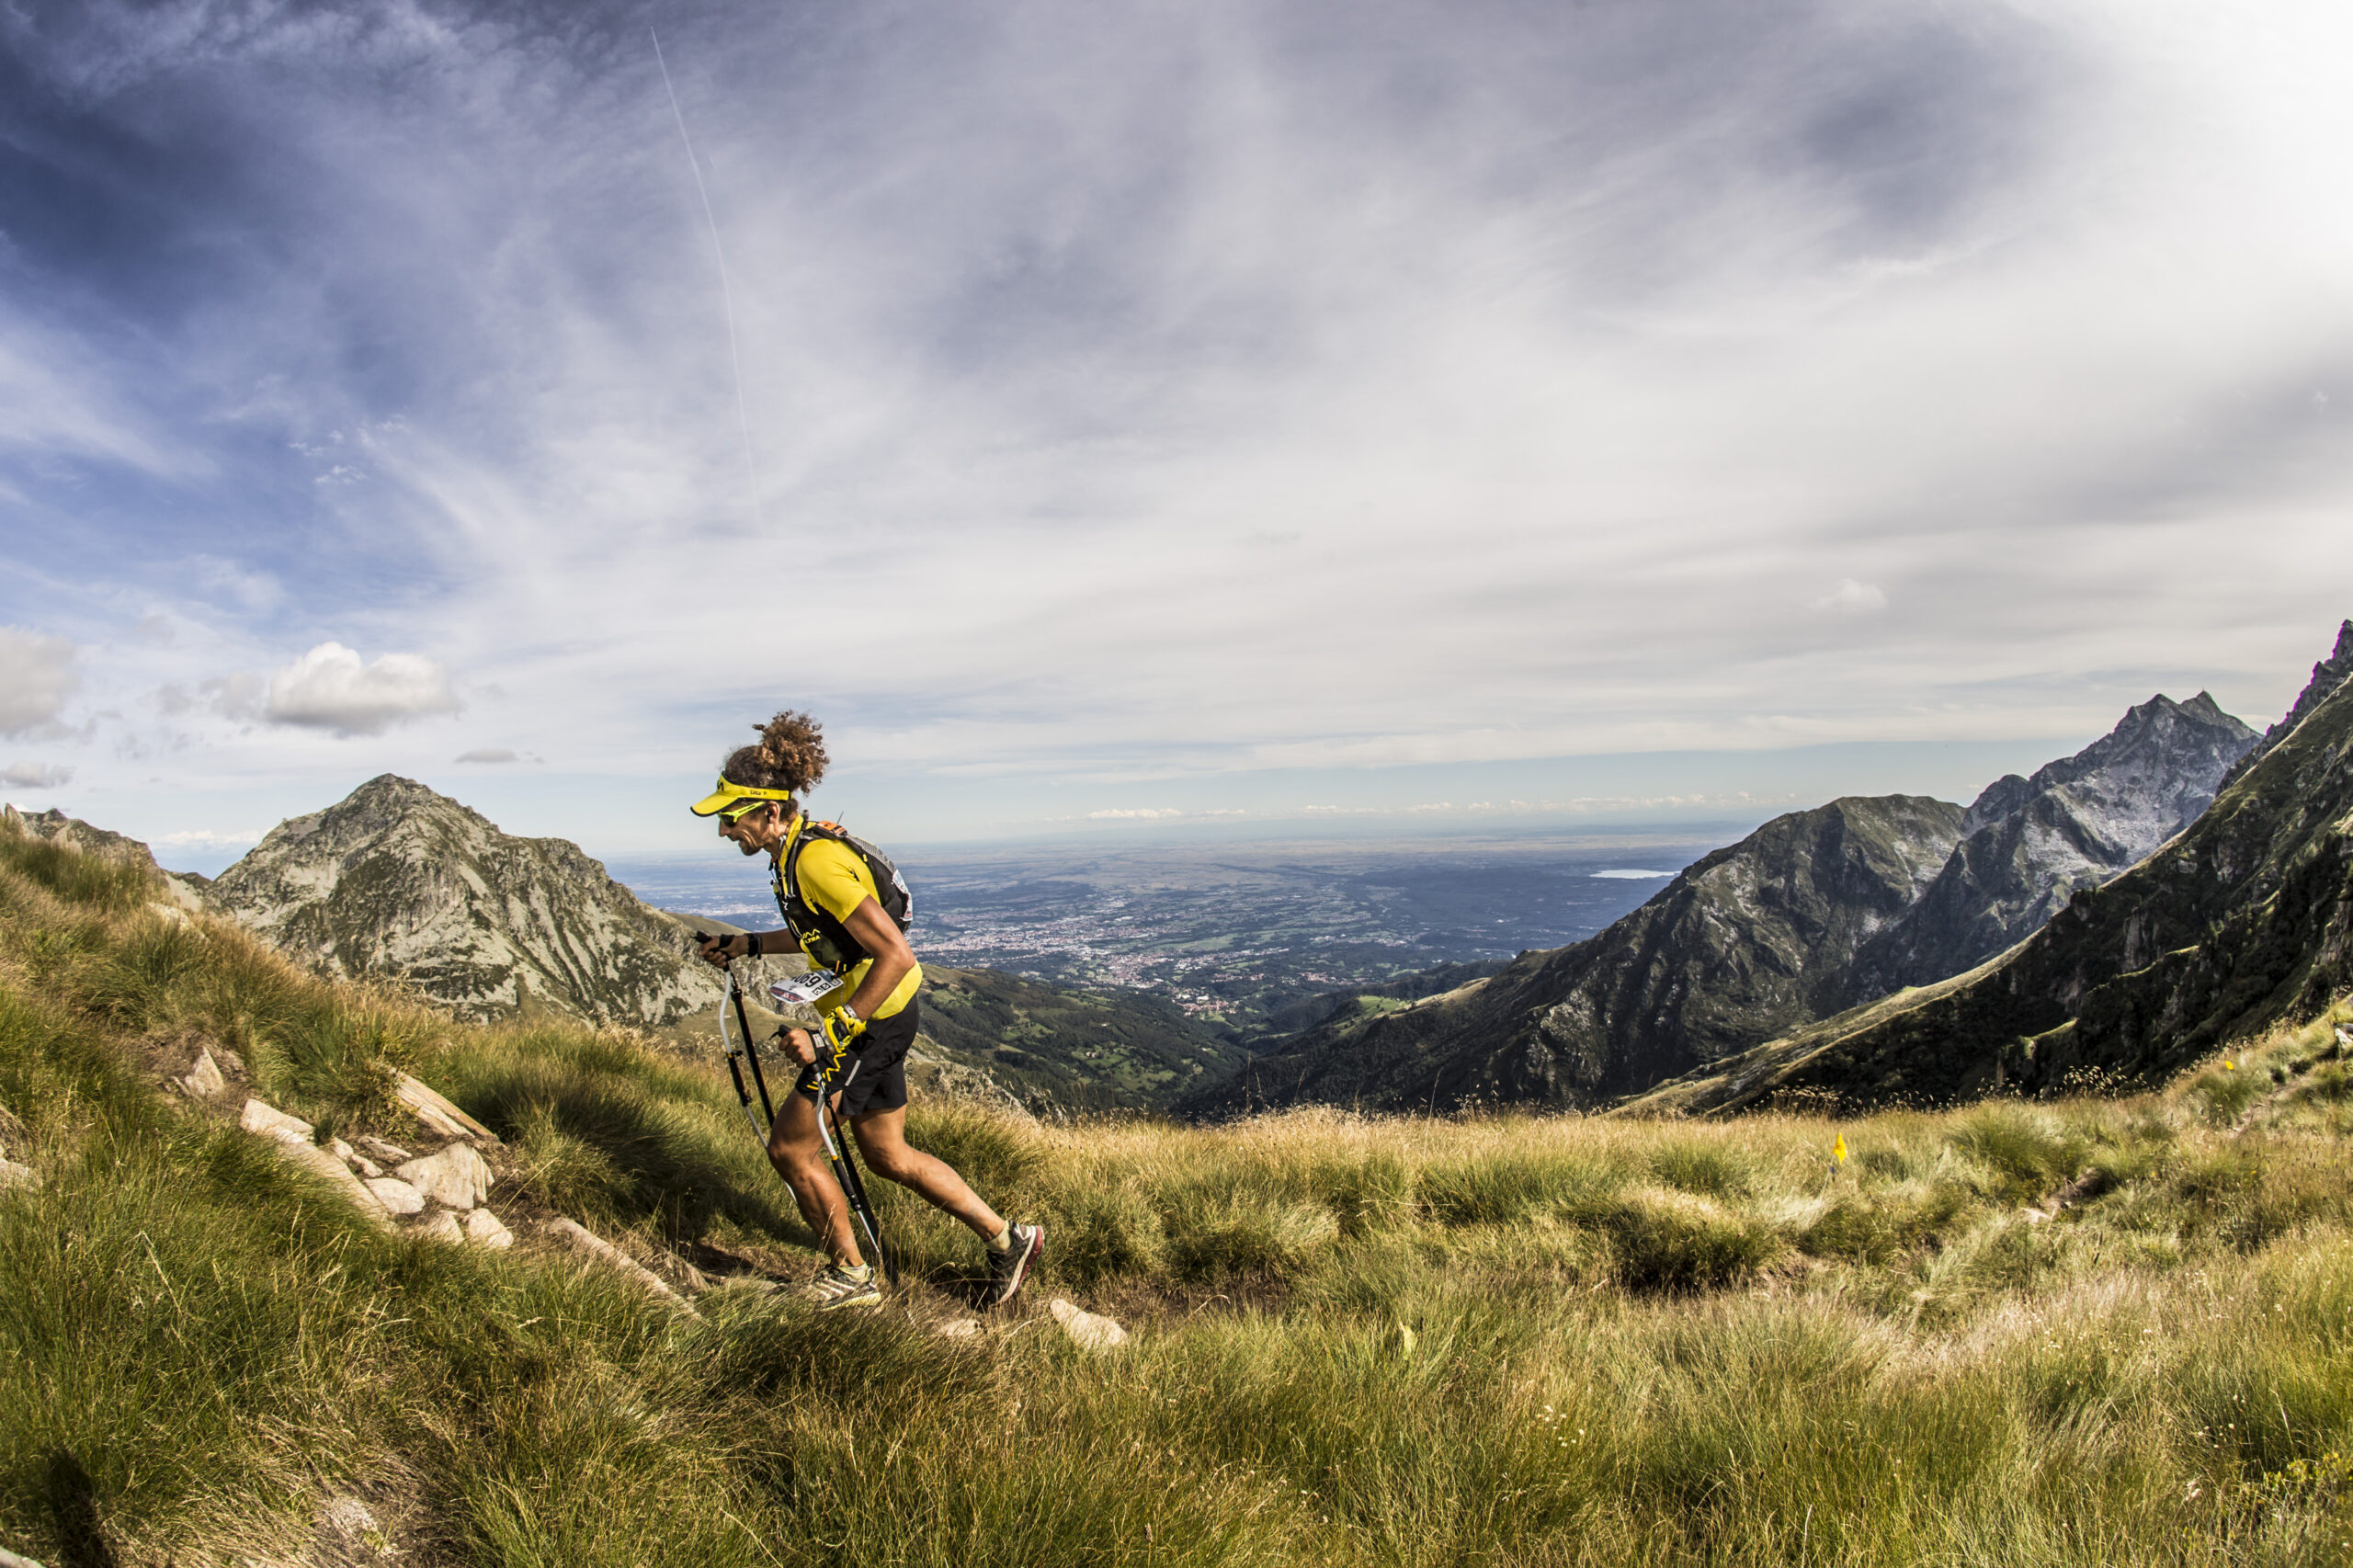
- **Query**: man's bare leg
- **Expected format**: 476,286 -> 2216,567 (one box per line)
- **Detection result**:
767,1090 -> 865,1269
847,1104 -> 1005,1239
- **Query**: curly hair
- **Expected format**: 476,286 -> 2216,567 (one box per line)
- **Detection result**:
719,710 -> 829,797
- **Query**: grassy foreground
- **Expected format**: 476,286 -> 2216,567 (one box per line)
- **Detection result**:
2,832 -> 2351,1565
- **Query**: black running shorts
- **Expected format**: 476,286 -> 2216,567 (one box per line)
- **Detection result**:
794,998 -> 918,1119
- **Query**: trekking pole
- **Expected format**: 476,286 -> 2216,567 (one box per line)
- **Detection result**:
718,966 -> 775,1142
764,972 -> 897,1287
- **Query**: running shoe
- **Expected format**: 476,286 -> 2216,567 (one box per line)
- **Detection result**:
985,1221 -> 1046,1306
801,1264 -> 882,1311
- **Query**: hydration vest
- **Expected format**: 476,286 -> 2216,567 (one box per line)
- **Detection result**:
771,818 -> 915,975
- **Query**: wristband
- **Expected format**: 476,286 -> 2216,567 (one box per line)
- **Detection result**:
745,932 -> 762,959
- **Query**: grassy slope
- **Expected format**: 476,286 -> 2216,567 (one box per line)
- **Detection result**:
4,833 -> 2353,1565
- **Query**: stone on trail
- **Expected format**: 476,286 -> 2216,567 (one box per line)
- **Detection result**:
464,1209 -> 516,1249
933,1317 -> 984,1341
269,1138 -> 391,1225
239,1097 -> 313,1143
546,1218 -> 695,1312
180,1045 -> 226,1100
393,1143 -> 492,1210
358,1136 -> 414,1164
317,1494 -> 380,1544
0,1540 -> 50,1567
394,1072 -> 501,1145
414,1210 -> 464,1244
364,1177 -> 427,1216
327,1136 -> 383,1178
0,1159 -> 35,1191
1048,1297 -> 1129,1352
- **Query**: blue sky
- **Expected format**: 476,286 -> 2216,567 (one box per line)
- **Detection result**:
3,0 -> 2349,871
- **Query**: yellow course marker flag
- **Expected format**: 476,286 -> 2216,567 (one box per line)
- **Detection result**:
1832,1134 -> 1848,1168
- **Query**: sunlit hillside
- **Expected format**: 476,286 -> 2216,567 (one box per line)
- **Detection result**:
3,829 -> 2349,1566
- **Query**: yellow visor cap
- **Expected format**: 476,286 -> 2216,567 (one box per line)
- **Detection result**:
689,778 -> 797,817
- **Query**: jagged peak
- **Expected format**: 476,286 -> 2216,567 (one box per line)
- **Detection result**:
1962,690 -> 2256,835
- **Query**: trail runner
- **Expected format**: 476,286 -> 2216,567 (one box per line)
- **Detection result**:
691,710 -> 1045,1311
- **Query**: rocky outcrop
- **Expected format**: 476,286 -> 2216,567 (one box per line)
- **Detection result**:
235,1081 -> 517,1245
0,802 -> 209,909
1185,795 -> 1968,1115
2217,619 -> 2353,791
205,775 -> 722,1029
1848,693 -> 2256,993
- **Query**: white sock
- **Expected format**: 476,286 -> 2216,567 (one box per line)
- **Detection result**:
985,1221 -> 1013,1254
841,1261 -> 872,1280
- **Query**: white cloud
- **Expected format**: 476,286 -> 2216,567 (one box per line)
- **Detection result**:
2,762 -> 73,789
1088,807 -> 1183,819
0,628 -> 75,739
455,747 -> 536,764
1813,579 -> 1890,615
265,642 -> 460,737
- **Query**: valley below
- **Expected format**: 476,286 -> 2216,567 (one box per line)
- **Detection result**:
611,828 -> 1729,1040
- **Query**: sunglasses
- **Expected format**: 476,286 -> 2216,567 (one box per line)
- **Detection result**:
716,799 -> 772,828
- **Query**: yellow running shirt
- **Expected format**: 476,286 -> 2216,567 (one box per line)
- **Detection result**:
772,816 -> 922,1020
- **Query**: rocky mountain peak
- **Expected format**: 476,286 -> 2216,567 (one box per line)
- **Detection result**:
208,778 -> 722,1029
1960,693 -> 2256,840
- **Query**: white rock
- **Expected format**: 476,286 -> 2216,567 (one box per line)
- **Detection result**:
0,1540 -> 51,1568
364,1178 -> 427,1216
180,1046 -> 226,1100
2019,1208 -> 2049,1225
413,1210 -> 464,1244
317,1494 -> 379,1541
464,1209 -> 515,1249
546,1218 -> 695,1312
146,900 -> 191,928
239,1098 -> 313,1144
394,1073 -> 500,1145
933,1317 -> 984,1341
268,1138 -> 391,1225
216,1047 -> 246,1076
1048,1297 -> 1129,1352
327,1137 -> 382,1178
0,1159 -> 36,1191
358,1136 -> 414,1164
393,1143 -> 492,1210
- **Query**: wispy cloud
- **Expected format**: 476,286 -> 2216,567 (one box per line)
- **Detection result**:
2,0 -> 2350,850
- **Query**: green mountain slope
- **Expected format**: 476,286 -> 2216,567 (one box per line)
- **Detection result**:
913,965 -> 1247,1112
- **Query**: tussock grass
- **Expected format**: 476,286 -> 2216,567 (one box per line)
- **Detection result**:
4,830 -> 2353,1564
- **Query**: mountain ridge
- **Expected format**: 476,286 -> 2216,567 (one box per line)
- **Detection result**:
1182,687 -> 2256,1118
1627,649 -> 2353,1113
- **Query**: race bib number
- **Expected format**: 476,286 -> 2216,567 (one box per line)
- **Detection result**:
767,973 -> 844,1008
